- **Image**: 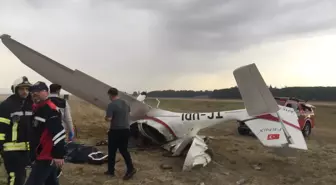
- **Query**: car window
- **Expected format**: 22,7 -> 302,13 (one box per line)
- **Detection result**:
286,102 -> 299,111
300,104 -> 312,112
276,99 -> 286,105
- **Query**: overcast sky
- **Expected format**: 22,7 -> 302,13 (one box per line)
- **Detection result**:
0,0 -> 336,93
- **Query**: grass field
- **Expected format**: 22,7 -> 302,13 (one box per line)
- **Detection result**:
0,96 -> 335,185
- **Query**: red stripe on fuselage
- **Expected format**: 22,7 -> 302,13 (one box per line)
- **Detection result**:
143,116 -> 177,138
256,114 -> 301,130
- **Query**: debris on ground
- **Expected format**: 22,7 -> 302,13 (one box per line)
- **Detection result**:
236,178 -> 247,185
252,163 -> 262,171
223,171 -> 230,176
160,164 -> 173,170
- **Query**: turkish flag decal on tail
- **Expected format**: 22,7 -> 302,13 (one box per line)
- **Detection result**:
267,134 -> 280,140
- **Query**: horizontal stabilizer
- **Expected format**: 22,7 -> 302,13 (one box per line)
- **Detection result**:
245,106 -> 307,150
245,116 -> 288,147
277,106 -> 307,150
233,63 -> 279,116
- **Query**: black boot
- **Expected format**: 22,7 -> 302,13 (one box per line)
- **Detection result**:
123,168 -> 136,180
104,171 -> 115,177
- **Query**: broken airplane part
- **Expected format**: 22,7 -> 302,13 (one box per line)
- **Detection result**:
1,34 -> 308,171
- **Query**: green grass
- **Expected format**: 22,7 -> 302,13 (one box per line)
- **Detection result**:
0,98 -> 335,185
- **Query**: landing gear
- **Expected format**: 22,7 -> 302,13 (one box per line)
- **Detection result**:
237,121 -> 252,136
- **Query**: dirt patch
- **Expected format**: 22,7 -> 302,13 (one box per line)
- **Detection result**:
0,98 -> 335,185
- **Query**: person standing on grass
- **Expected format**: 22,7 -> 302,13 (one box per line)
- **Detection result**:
48,83 -> 75,142
25,81 -> 66,185
0,76 -> 33,185
104,87 -> 136,180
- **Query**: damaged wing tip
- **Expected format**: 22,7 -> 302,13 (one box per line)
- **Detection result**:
0,34 -> 11,39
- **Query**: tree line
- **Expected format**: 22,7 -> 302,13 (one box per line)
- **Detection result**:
140,86 -> 336,101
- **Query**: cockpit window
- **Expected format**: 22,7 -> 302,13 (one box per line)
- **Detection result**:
300,104 -> 312,112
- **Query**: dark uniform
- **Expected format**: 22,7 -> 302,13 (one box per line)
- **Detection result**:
48,96 -> 66,111
25,87 -> 66,185
0,84 -> 33,184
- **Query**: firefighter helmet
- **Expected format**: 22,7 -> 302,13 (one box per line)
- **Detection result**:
11,76 -> 32,93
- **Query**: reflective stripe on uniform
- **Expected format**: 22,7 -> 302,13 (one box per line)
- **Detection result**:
12,122 -> 18,141
0,133 -> 5,140
34,116 -> 46,122
25,111 -> 33,116
53,129 -> 66,146
3,142 -> 30,151
0,117 -> 10,125
10,111 -> 23,117
10,111 -> 33,117
9,172 -> 15,185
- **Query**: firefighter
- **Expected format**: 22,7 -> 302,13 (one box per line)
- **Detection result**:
0,76 -> 33,185
25,81 -> 66,185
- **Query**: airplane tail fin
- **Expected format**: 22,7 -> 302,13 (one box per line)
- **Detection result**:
233,63 -> 307,150
233,63 -> 279,116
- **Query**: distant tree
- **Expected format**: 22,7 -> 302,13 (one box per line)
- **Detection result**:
146,86 -> 336,101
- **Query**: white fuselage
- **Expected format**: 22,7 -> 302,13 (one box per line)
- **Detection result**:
1,35 -> 308,171
133,108 -> 250,144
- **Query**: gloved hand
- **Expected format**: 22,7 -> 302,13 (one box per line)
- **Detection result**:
68,130 -> 75,141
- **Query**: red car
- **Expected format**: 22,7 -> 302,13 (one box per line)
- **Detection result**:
237,97 -> 316,137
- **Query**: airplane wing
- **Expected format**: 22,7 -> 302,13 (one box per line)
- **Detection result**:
0,34 -> 151,120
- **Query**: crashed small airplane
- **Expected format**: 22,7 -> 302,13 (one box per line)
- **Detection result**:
0,34 -> 308,171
